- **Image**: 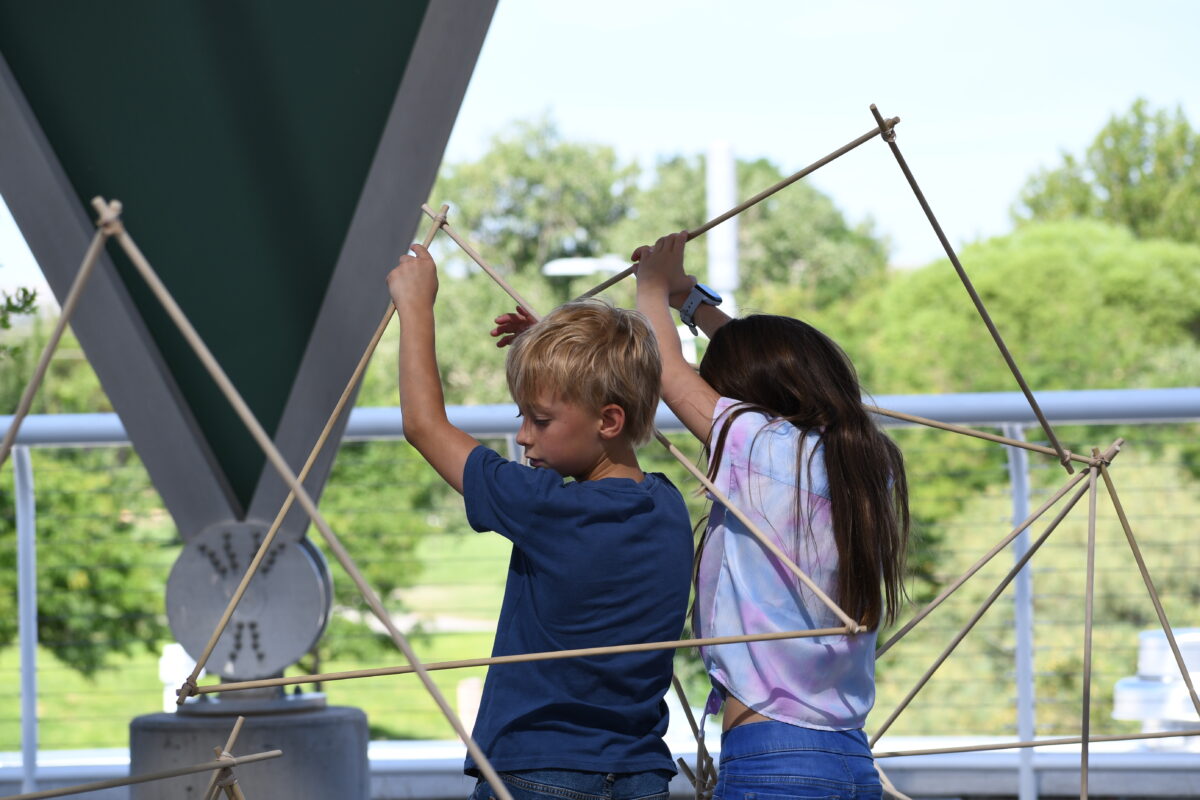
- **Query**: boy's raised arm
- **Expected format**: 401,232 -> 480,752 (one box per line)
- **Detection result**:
387,243 -> 480,494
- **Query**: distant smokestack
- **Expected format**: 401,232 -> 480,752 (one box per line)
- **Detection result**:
706,140 -> 739,318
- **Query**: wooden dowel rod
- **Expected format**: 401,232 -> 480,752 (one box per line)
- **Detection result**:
1079,452 -> 1100,799
0,750 -> 281,800
0,221 -> 111,470
420,205 -> 540,320
671,675 -> 715,786
427,217 -> 857,628
877,438 -> 1122,657
94,198 -> 511,800
178,206 -> 449,702
195,625 -> 857,694
869,476 -> 1092,746
874,728 -> 1200,758
1100,463 -> 1200,718
577,118 -> 901,300
865,405 -> 1090,467
868,103 -> 1073,475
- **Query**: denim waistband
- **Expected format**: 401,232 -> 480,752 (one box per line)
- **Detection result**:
718,721 -> 872,761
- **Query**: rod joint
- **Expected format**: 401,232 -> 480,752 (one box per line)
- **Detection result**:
91,196 -> 125,236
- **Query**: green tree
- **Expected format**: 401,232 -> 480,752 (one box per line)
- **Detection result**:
431,117 -> 638,278
605,155 -> 887,311
1015,99 -> 1200,245
0,286 -> 37,359
1,324 -> 172,676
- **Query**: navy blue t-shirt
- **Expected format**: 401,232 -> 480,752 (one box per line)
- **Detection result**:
462,445 -> 693,775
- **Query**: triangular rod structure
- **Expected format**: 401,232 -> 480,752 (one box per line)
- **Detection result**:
175,205 -> 450,703
1100,462 -> 1200,718
877,457 -> 1099,657
671,675 -> 716,795
1080,454 -> 1100,797
420,203 -> 860,630
873,727 -> 1200,758
0,740 -> 278,800
0,714 -> 278,800
869,459 -> 1102,746
575,117 -> 901,300
868,103 -> 1073,475
0,215 -> 115,470
90,198 -> 512,800
194,617 -> 859,696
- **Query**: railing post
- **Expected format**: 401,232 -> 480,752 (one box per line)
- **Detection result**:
14,444 -> 40,793
1003,424 -> 1037,800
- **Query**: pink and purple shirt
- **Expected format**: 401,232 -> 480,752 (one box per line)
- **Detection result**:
695,397 -> 877,731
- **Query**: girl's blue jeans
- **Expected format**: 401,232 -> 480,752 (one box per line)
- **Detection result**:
712,721 -> 881,800
470,769 -> 673,800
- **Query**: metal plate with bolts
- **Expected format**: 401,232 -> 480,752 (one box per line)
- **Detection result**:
167,521 -> 332,681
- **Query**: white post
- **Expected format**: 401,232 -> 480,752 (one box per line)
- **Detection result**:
706,140 -> 739,318
15,444 -> 39,793
1003,424 -> 1037,800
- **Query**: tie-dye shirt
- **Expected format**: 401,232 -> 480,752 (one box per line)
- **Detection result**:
695,397 -> 877,731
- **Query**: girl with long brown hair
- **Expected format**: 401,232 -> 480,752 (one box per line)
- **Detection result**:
633,231 -> 909,800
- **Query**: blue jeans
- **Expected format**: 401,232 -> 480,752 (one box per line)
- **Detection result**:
713,721 -> 881,800
470,769 -> 673,800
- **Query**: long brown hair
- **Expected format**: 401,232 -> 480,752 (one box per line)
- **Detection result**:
699,315 -> 909,630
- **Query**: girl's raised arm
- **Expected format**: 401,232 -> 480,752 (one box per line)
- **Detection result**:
633,232 -> 722,443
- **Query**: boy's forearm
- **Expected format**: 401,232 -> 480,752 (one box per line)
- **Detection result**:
396,303 -> 447,442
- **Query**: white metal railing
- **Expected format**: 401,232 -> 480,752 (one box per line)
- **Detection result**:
4,387 -> 1199,798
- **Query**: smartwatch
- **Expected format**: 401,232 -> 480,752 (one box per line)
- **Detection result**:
679,283 -> 722,335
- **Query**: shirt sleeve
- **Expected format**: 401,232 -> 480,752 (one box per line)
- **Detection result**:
462,445 -> 563,547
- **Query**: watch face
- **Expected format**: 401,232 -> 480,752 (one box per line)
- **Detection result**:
695,284 -> 722,303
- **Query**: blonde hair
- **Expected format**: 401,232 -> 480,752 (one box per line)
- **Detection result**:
506,298 -> 661,447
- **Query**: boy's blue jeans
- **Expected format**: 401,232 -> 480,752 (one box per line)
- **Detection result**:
470,769 -> 673,800
712,721 -> 881,800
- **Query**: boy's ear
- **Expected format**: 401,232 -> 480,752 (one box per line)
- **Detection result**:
597,404 -> 627,440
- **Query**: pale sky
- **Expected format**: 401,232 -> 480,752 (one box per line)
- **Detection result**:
3,0 -> 1198,294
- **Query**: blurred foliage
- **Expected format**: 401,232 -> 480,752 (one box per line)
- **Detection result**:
0,286 -> 37,360
1015,99 -> 1200,245
1,322 -> 171,676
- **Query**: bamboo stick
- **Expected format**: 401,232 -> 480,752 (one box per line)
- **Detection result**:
177,206 -> 449,703
671,675 -> 716,790
0,749 -> 281,800
873,727 -> 1200,758
865,405 -> 1091,468
576,118 -> 901,300
420,205 -> 539,317
1100,462 -> 1200,718
193,625 -> 857,694
1079,453 -> 1099,799
0,217 -> 113,470
93,198 -> 512,800
868,103 -> 1073,475
869,476 -> 1093,746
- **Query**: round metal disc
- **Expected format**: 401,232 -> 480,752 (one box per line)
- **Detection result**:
167,520 -> 331,680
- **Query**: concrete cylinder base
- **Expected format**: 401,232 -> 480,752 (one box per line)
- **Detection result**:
129,705 -> 368,799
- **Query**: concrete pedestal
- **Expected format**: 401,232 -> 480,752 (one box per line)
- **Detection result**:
129,705 -> 368,799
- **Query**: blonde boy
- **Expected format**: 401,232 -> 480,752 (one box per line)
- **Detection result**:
387,245 -> 692,800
